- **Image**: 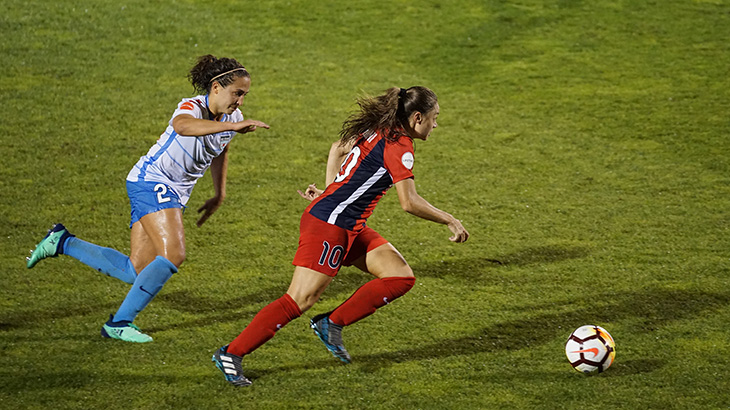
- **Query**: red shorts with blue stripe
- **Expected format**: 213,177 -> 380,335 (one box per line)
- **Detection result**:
292,212 -> 389,277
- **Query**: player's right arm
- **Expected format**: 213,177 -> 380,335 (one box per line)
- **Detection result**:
172,114 -> 269,136
298,139 -> 357,202
325,139 -> 357,186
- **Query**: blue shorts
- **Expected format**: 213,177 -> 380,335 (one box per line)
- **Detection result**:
126,180 -> 185,228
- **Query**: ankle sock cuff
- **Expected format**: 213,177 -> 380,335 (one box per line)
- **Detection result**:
58,232 -> 76,255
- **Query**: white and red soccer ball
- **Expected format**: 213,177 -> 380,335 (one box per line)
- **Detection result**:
565,325 -> 616,373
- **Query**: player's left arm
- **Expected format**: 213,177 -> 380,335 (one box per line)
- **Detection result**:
394,178 -> 469,243
197,146 -> 229,227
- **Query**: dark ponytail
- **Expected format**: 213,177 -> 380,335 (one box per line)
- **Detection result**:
188,54 -> 249,94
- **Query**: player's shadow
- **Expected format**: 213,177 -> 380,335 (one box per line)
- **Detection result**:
145,285 -> 287,332
1,370 -> 206,393
353,286 -> 729,375
491,244 -> 591,266
0,302 -> 119,331
147,244 -> 593,336
156,285 -> 285,314
0,283 -> 288,333
149,243 -> 592,329
147,269 -> 383,333
411,244 -> 591,282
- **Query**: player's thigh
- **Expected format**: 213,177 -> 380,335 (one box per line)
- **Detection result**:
129,221 -> 157,273
354,243 -> 413,279
292,212 -> 350,277
138,207 -> 186,267
286,266 -> 334,312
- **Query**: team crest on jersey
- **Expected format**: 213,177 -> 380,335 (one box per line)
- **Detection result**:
401,152 -> 414,170
220,135 -> 231,149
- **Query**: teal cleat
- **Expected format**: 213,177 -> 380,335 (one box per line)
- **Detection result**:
310,313 -> 351,364
212,345 -> 252,387
26,223 -> 74,268
101,314 -> 153,343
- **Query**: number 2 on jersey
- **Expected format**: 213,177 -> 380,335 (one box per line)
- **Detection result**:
154,183 -> 171,204
333,147 -> 361,183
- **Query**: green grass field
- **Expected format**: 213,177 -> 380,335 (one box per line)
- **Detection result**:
2,0 -> 729,408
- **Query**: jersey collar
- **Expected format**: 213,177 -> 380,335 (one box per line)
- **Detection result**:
204,94 -> 228,122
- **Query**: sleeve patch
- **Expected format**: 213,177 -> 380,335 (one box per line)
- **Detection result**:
401,152 -> 414,170
180,102 -> 194,111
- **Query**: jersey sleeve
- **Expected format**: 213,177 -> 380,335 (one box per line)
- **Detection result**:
171,99 -> 204,120
383,138 -> 415,183
230,109 -> 244,123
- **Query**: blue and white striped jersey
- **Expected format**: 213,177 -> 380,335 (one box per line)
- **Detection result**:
126,95 -> 243,205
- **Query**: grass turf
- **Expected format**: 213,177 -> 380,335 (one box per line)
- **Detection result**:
1,0 -> 729,408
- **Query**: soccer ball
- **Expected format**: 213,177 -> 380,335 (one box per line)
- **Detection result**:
565,325 -> 616,373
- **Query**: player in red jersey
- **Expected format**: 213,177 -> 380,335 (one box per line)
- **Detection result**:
212,86 -> 469,386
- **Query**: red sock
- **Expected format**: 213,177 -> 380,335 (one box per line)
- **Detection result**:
329,276 -> 415,326
227,294 -> 302,356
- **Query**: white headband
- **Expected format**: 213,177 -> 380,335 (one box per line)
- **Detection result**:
209,67 -> 247,84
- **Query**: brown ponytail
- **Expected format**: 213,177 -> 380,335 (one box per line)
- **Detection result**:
339,86 -> 438,145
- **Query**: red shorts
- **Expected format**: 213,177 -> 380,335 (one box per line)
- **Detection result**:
292,212 -> 389,277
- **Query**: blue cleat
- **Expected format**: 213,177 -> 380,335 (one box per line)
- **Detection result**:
212,345 -> 252,387
310,313 -> 351,364
26,223 -> 75,268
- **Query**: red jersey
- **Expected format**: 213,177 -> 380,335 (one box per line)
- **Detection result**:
306,130 -> 415,231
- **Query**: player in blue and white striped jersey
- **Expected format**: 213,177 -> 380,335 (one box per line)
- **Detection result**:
127,94 -> 241,206
26,55 -> 269,343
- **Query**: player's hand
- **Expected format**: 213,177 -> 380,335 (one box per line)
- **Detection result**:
234,119 -> 270,134
196,197 -> 223,227
447,219 -> 469,243
297,184 -> 323,202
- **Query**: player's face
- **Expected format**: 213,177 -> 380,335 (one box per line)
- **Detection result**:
411,103 -> 439,141
212,75 -> 251,115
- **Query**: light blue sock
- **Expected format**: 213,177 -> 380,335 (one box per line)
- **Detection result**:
113,256 -> 177,323
62,237 -> 137,284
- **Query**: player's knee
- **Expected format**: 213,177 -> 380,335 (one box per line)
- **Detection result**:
299,295 -> 320,312
382,275 -> 416,300
391,263 -> 414,278
130,260 -> 145,275
288,291 -> 320,313
164,248 -> 186,268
